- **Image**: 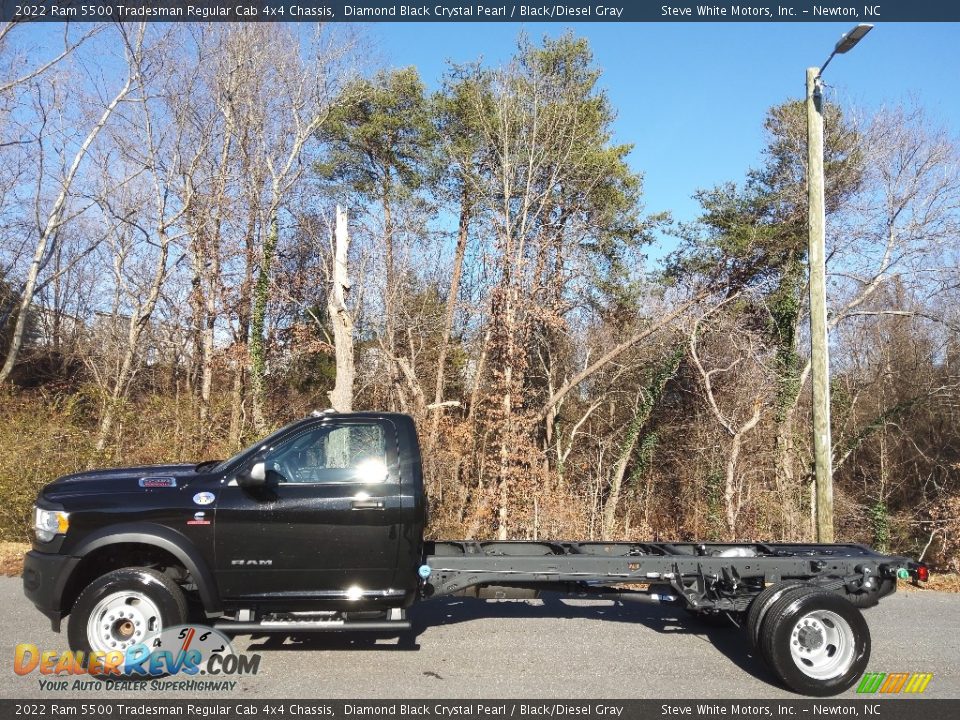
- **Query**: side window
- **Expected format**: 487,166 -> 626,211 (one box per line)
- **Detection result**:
265,423 -> 389,484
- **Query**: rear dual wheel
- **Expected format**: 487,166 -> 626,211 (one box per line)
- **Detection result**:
748,584 -> 870,696
745,581 -> 810,650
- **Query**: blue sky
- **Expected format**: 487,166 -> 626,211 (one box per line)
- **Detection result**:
371,22 -> 960,259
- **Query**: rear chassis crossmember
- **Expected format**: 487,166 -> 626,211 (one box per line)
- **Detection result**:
422,540 -> 922,612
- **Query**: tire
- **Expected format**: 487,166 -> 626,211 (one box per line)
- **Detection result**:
756,586 -> 824,667
745,581 -> 811,651
68,567 -> 188,665
759,588 -> 870,696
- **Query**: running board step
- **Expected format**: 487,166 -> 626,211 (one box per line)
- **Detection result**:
214,619 -> 411,633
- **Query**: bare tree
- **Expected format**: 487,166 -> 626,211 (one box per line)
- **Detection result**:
829,105 -> 960,337
88,26 -> 198,452
207,25 -> 352,432
0,23 -> 100,96
0,25 -> 141,383
689,305 -> 767,539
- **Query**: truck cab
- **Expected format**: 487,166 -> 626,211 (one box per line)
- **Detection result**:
210,412 -> 426,607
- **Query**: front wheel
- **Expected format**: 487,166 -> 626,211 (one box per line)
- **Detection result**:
68,567 -> 188,661
759,588 -> 870,696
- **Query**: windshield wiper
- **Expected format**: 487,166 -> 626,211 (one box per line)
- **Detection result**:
194,460 -> 222,472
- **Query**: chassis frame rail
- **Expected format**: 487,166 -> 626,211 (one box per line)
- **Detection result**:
422,540 -> 920,611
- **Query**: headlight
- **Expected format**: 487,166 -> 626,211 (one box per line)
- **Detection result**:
34,507 -> 69,543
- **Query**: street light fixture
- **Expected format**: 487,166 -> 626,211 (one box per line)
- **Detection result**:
831,24 -> 875,58
806,24 -> 872,544
815,25 -> 874,108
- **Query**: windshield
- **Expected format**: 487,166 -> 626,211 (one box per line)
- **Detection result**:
211,420 -> 305,474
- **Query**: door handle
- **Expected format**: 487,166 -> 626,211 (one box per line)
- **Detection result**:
351,499 -> 385,510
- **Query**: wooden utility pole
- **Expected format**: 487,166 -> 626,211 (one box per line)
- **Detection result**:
804,24 -> 874,542
327,205 -> 354,412
806,67 -> 834,543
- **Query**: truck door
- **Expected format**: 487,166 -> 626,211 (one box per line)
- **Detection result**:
213,418 -> 403,602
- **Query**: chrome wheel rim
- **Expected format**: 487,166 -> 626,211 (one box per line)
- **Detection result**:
789,609 -> 856,680
86,591 -> 161,653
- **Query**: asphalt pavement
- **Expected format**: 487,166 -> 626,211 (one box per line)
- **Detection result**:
2,578 -> 958,699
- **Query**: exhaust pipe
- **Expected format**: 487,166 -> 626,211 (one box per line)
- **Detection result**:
452,582 -> 680,604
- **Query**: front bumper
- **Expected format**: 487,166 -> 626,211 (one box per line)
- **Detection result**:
22,550 -> 80,633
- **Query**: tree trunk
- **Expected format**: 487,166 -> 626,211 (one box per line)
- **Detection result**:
250,217 -> 279,433
200,268 -> 220,436
428,191 -> 470,445
228,365 -> 246,447
468,329 -> 491,423
229,196 -> 259,446
496,284 -> 516,542
327,206 -> 354,412
601,408 -> 644,539
381,191 -> 402,410
774,408 -> 797,539
200,258 -> 218,430
187,267 -> 203,398
602,445 -> 636,541
725,433 -> 744,540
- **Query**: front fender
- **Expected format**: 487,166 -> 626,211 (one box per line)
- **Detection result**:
67,522 -> 222,614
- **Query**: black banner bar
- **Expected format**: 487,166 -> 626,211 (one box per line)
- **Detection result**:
3,700 -> 960,720
2,1 -> 959,24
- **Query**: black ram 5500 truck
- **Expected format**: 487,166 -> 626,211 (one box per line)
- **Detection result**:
23,411 -> 929,696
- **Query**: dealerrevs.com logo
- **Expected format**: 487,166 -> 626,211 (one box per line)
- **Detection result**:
14,625 -> 261,692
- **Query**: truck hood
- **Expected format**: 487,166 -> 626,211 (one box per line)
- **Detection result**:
40,463 -> 207,501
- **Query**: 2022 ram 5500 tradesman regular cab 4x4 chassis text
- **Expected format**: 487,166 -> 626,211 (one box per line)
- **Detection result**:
23,411 -> 929,696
